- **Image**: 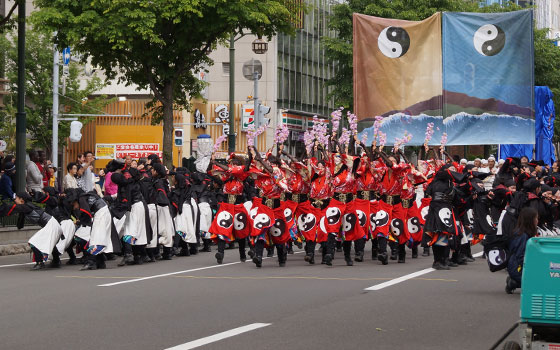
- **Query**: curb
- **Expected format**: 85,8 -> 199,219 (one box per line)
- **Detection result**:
0,243 -> 30,256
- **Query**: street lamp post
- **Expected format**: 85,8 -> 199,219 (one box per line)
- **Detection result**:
228,34 -> 236,154
251,36 -> 268,147
15,0 -> 26,192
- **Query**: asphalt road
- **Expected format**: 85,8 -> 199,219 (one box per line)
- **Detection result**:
0,245 -> 520,350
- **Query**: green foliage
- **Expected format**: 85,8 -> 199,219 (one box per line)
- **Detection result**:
0,26 -> 107,156
32,0 -> 305,166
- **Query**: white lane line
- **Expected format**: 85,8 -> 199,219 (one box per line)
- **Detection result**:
98,261 -> 241,287
0,258 -> 69,268
99,251 -> 304,287
164,323 -> 271,350
365,268 -> 435,291
473,251 -> 484,258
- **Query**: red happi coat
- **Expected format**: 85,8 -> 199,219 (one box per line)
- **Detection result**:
270,204 -> 292,244
390,203 -> 409,244
341,199 -> 369,241
249,197 -> 275,237
295,201 -> 324,242
406,202 -> 423,244
372,200 -> 392,238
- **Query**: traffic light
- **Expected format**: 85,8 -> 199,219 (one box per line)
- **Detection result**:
174,129 -> 183,146
69,121 -> 83,142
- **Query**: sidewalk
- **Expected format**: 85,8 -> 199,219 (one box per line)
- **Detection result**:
0,226 -> 39,256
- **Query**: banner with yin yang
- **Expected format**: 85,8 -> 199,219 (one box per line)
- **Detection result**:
354,10 -> 534,146
442,10 -> 534,145
353,12 -> 443,144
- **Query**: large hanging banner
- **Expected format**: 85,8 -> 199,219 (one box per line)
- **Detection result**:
442,10 -> 534,145
354,13 -> 444,145
354,10 -> 535,146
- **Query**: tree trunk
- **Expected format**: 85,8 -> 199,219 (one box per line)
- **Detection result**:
162,83 -> 174,169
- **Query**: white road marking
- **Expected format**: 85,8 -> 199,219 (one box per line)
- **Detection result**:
0,258 -> 69,268
364,268 -> 436,291
473,251 -> 484,258
99,251 -> 304,287
98,261 -> 242,287
164,323 -> 271,350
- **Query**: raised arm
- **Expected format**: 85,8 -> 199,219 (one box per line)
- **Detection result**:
251,146 -> 274,175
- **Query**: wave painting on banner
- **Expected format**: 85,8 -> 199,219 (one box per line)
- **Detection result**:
442,10 -> 534,145
353,13 -> 444,146
354,10 -> 535,146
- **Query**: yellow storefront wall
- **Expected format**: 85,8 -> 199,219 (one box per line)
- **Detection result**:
95,125 -> 181,170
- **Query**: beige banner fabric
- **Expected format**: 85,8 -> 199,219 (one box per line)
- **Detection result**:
353,13 -> 442,121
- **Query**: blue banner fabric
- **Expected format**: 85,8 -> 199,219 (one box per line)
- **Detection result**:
534,86 -> 556,165
442,10 -> 534,145
499,144 -> 533,160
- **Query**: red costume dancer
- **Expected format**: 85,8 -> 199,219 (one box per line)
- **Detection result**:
300,148 -> 331,265
248,147 -> 287,268
280,150 -> 311,254
323,149 -> 358,267
372,149 -> 410,265
399,156 -> 428,260
208,153 -> 252,264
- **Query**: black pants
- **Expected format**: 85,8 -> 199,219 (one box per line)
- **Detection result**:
122,242 -> 133,256
276,244 -> 286,263
432,245 -> 446,263
377,236 -> 388,254
354,238 -> 366,255
255,239 -> 265,258
219,238 -> 247,259
305,241 -> 316,257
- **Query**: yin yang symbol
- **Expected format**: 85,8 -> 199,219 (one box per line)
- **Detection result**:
284,208 -> 293,223
407,217 -> 421,234
217,211 -> 233,229
253,213 -> 271,229
234,212 -> 247,231
298,214 -> 316,232
488,249 -> 506,266
473,24 -> 505,56
326,207 -> 342,225
378,27 -> 410,58
271,219 -> 285,237
375,210 -> 389,227
356,210 -> 367,227
342,213 -> 357,232
420,206 -> 429,221
390,218 -> 404,236
370,213 -> 377,232
438,208 -> 453,227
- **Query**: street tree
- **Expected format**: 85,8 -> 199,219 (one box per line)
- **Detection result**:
32,0 -> 304,167
0,26 -> 107,156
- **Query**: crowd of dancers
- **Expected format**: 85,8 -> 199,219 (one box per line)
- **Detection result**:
0,125 -> 557,273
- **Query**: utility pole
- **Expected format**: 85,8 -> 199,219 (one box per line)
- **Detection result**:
52,46 -> 59,176
228,34 -> 236,154
253,70 -> 259,146
15,0 -> 26,192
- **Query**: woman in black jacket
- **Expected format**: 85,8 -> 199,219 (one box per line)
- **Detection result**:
505,207 -> 538,294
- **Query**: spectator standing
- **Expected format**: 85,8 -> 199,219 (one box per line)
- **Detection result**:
63,162 -> 79,190
0,162 -> 16,200
80,151 -> 95,192
26,150 -> 44,193
48,165 -> 56,188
